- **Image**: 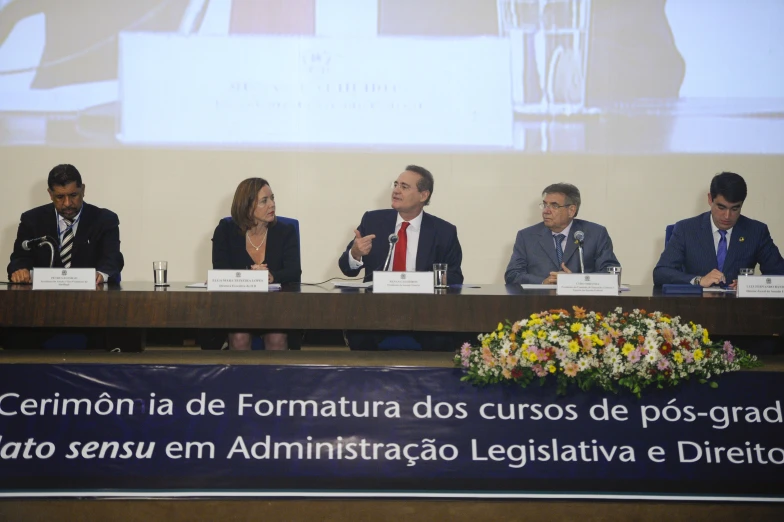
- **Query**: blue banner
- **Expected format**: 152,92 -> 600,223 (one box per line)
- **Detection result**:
0,364 -> 782,500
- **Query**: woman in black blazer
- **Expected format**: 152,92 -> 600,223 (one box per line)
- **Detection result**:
211,178 -> 301,350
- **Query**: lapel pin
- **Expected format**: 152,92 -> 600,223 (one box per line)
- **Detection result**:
738,237 -> 745,242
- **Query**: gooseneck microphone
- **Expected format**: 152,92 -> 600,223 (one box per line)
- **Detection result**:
573,230 -> 585,274
22,236 -> 57,268
382,233 -> 399,272
21,236 -> 49,250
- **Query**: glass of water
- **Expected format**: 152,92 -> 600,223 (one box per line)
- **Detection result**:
153,261 -> 168,286
606,265 -> 621,286
433,263 -> 448,289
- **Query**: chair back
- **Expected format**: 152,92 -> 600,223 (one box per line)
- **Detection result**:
665,224 -> 675,245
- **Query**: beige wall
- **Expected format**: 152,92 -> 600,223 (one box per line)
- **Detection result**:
2,146 -> 783,285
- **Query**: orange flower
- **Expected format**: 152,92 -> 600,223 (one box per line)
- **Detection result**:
572,306 -> 587,319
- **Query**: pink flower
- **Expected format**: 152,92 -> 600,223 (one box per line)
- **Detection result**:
532,364 -> 548,377
627,350 -> 641,364
683,351 -> 694,363
723,341 -> 735,363
657,359 -> 669,371
564,362 -> 579,377
460,343 -> 472,359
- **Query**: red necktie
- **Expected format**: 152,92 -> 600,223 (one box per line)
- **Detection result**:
392,222 -> 409,271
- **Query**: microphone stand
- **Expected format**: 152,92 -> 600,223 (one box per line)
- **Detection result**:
577,243 -> 585,274
41,240 -> 56,268
382,237 -> 398,272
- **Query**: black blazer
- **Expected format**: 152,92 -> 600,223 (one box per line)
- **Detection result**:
211,218 -> 301,284
338,209 -> 463,284
7,202 -> 124,281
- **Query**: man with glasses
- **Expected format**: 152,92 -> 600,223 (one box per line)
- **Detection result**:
653,172 -> 784,288
505,183 -> 620,285
338,165 -> 463,351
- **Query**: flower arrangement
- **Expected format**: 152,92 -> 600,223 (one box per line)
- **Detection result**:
456,306 -> 761,397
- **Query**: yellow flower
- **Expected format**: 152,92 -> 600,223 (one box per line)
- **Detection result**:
537,330 -> 547,339
528,352 -> 538,362
622,343 -> 634,356
490,332 -> 497,340
694,349 -> 704,361
661,317 -> 671,324
509,333 -> 516,342
673,352 -> 684,364
548,365 -> 556,373
497,322 -> 504,332
568,340 -> 580,353
482,338 -> 490,348
591,334 -> 604,347
530,313 -> 539,320
523,330 -> 534,339
691,322 -> 697,333
570,323 -> 583,333
702,329 -> 710,344
601,322 -> 609,329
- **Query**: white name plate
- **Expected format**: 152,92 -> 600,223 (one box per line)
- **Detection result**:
207,270 -> 269,292
373,271 -> 434,294
557,273 -> 619,296
737,275 -> 784,298
33,268 -> 96,290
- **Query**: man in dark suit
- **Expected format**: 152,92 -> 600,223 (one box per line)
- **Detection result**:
4,164 -> 123,350
339,165 -> 463,351
505,183 -> 620,285
7,164 -> 124,284
653,172 -> 784,288
339,165 -> 463,284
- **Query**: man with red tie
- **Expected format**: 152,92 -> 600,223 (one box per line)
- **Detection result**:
338,165 -> 463,351
339,165 -> 463,284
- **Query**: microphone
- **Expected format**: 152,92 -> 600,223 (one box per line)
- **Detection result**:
573,231 -> 585,274
382,233 -> 399,272
21,236 -> 50,251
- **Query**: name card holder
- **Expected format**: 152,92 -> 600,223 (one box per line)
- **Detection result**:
373,271 -> 434,294
207,270 -> 269,292
557,273 -> 619,296
737,275 -> 784,298
33,268 -> 96,290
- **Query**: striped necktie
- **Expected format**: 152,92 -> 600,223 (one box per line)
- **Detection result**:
554,234 -> 565,266
60,219 -> 74,268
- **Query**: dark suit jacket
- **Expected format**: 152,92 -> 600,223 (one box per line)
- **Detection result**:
211,218 -> 301,284
653,212 -> 784,285
7,202 -> 123,281
338,209 -> 463,284
504,219 -> 620,284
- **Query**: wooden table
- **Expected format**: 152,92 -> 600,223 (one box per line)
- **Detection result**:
2,283 -> 782,351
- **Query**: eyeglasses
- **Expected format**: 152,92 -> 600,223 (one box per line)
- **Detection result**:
539,202 -> 573,211
391,181 -> 416,191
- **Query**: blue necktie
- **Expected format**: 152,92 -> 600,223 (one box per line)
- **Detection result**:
716,230 -> 727,272
554,234 -> 565,267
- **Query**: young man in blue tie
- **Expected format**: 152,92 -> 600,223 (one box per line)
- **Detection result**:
653,172 -> 784,288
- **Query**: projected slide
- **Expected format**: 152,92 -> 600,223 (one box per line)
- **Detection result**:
0,0 -> 783,153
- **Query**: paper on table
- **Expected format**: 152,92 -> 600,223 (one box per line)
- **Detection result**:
522,284 -> 631,291
703,287 -> 735,293
186,282 -> 281,290
334,281 -> 372,288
